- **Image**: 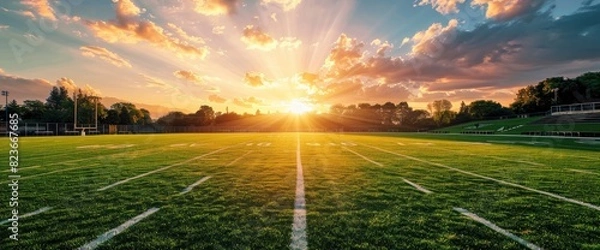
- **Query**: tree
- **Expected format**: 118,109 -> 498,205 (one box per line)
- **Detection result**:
396,102 -> 412,126
468,100 -> 504,119
576,72 -> 600,100
22,100 -> 46,121
195,105 -> 215,125
329,104 -> 345,115
427,99 -> 454,127
119,106 -> 132,125
138,108 -> 152,125
44,86 -> 73,122
105,109 -> 120,124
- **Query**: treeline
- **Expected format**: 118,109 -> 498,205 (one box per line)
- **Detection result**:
2,71 -> 599,129
2,86 -> 151,125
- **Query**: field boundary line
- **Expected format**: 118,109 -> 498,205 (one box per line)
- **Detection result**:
453,207 -> 542,250
402,178 -> 432,194
97,146 -> 232,191
365,145 -> 600,211
77,207 -> 160,250
179,176 -> 212,195
342,147 -> 384,167
290,133 -> 307,250
0,206 -> 52,225
567,169 -> 599,176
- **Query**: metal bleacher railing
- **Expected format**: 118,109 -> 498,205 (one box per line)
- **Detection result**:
550,102 -> 600,115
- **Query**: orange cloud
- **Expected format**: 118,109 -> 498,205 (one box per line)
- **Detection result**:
0,70 -> 52,101
233,96 -> 264,108
208,94 -> 227,103
411,19 -> 458,57
85,0 -> 209,59
279,37 -> 302,50
167,23 -> 205,44
194,0 -> 238,16
417,0 -> 466,14
261,0 -> 302,11
471,0 -> 545,21
322,33 -> 365,77
244,71 -> 272,87
21,0 -> 56,20
80,46 -> 133,68
241,25 -> 278,51
174,70 -> 203,84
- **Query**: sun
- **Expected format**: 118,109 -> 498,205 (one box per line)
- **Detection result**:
287,99 -> 314,115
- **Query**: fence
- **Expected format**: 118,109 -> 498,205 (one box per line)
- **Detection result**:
551,102 -> 600,115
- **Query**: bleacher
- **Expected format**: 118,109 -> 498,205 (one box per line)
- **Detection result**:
530,113 -> 600,125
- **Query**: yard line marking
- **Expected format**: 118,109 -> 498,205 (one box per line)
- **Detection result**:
397,142 -> 405,146
290,133 -> 307,250
179,176 -> 212,195
77,208 -> 160,250
265,142 -> 272,146
97,147 -> 231,191
343,147 -> 384,167
226,150 -> 253,167
0,206 -> 52,225
402,178 -> 432,194
453,208 -> 542,250
366,145 -> 600,211
436,147 -> 545,167
0,165 -> 100,184
247,143 -> 254,146
568,169 -> 600,176
2,165 -> 41,173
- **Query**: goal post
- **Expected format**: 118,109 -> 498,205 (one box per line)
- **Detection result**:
74,92 -> 99,136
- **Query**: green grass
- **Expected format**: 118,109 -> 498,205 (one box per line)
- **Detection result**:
436,116 -> 600,134
1,133 -> 599,249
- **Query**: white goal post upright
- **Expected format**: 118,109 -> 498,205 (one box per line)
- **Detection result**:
74,91 -> 99,136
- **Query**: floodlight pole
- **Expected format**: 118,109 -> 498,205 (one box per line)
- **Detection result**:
1,90 -> 8,132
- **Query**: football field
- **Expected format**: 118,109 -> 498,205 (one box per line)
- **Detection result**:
1,133 -> 599,249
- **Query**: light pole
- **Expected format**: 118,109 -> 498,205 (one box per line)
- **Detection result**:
1,90 -> 8,132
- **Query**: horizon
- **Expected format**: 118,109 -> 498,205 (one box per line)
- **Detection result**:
1,0 -> 600,118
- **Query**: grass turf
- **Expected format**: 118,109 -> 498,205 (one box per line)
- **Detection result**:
1,133 -> 599,249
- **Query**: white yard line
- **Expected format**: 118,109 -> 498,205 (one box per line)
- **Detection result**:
179,176 -> 212,195
226,150 -> 253,167
0,206 -> 52,225
97,147 -> 231,191
343,147 -> 384,167
568,169 -> 599,176
366,145 -> 600,211
453,208 -> 542,250
402,178 -> 432,194
2,165 -> 41,173
77,207 -> 160,250
290,133 -> 307,250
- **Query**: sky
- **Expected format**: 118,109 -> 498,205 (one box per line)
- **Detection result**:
0,0 -> 599,118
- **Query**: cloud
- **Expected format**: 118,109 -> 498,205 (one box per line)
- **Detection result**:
0,25 -> 9,30
1,7 -> 36,19
241,25 -> 278,51
0,70 -> 53,102
80,46 -> 133,68
212,25 -> 225,34
279,37 -> 302,50
261,0 -> 302,11
471,0 -> 546,21
233,96 -> 264,108
55,77 -> 101,96
208,94 -> 227,103
417,0 -> 466,14
174,70 -> 203,84
322,33 -> 365,77
167,23 -> 205,44
140,74 -> 174,90
21,0 -> 57,20
244,71 -> 273,87
194,0 -> 239,16
270,13 -> 277,22
85,0 -> 209,59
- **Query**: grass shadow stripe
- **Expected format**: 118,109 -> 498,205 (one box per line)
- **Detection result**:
453,207 -> 542,250
290,133 -> 307,250
97,146 -> 232,191
402,178 -> 433,194
0,206 -> 52,225
342,147 -> 384,167
179,176 -> 212,195
77,207 -> 160,250
365,145 -> 600,212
